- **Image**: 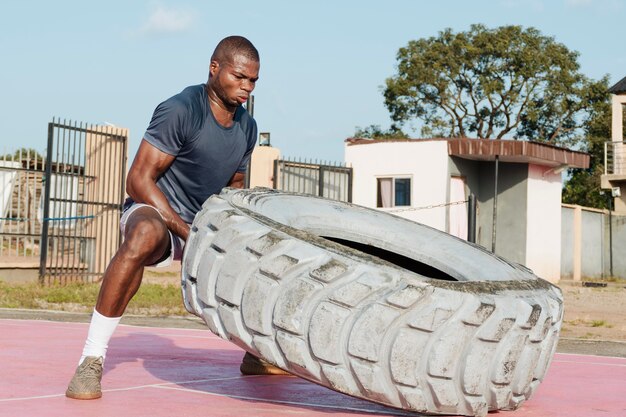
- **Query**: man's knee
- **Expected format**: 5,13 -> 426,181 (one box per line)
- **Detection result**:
122,210 -> 170,262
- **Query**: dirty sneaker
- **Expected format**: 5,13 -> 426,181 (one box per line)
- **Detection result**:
239,352 -> 291,376
65,356 -> 104,400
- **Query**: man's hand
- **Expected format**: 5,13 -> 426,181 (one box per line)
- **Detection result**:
228,172 -> 246,189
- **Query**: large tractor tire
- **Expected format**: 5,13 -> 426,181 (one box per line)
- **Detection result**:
181,188 -> 563,417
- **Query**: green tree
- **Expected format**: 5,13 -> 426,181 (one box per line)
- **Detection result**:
384,24 -> 608,147
353,124 -> 409,140
562,93 -> 611,209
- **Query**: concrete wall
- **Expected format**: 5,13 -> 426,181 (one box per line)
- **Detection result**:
449,157 -> 480,195
561,204 -> 626,279
84,126 -> 129,280
0,267 -> 38,284
561,207 -> 575,278
526,164 -> 562,282
250,146 -> 280,188
582,210 -> 604,278
474,162 -> 529,267
345,141 -> 450,230
612,214 -> 626,276
448,157 -> 480,236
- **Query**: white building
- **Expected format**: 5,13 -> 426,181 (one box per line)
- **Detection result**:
345,138 -> 589,283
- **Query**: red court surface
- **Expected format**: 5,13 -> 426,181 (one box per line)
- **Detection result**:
0,318 -> 624,417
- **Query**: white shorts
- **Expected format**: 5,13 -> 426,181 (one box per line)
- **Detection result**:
119,203 -> 185,268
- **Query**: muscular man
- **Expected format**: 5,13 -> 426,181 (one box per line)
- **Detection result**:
66,36 -> 286,401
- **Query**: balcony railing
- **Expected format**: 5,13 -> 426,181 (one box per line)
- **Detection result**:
604,141 -> 626,175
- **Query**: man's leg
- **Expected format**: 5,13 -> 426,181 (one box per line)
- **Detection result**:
66,207 -> 171,400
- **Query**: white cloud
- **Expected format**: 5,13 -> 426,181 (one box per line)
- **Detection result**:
138,5 -> 195,35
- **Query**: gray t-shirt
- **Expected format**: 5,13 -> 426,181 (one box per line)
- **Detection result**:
141,84 -> 257,223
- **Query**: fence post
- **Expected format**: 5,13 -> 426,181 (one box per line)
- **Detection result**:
318,166 -> 324,197
467,193 -> 476,243
347,167 -> 353,203
492,155 -> 499,253
39,122 -> 54,280
573,205 -> 582,282
608,195 -> 613,278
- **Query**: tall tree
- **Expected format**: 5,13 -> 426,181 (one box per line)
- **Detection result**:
384,24 -> 608,147
562,93 -> 612,209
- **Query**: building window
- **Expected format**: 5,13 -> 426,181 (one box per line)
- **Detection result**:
377,177 -> 411,208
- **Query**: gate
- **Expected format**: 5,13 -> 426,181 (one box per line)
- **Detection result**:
273,158 -> 352,202
37,119 -> 128,284
0,149 -> 46,265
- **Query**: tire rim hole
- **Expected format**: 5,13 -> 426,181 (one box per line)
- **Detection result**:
321,236 -> 458,281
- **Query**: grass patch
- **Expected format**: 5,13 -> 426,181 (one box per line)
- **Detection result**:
564,318 -> 613,329
144,269 -> 179,278
0,281 -> 187,316
590,320 -> 612,328
581,276 -> 626,284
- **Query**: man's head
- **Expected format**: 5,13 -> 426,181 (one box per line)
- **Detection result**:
211,36 -> 259,65
208,36 -> 260,109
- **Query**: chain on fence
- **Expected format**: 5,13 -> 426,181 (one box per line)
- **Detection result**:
387,199 -> 468,213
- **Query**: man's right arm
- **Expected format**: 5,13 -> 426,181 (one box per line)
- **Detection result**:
126,139 -> 191,241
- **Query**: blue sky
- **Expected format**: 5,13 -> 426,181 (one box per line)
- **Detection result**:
1,0 -> 624,163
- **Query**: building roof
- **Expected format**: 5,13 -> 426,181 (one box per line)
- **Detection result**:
345,137 -> 589,169
609,75 -> 626,95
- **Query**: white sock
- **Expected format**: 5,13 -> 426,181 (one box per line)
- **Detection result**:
79,309 -> 122,365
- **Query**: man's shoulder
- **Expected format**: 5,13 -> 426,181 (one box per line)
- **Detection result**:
163,84 -> 204,110
167,84 -> 205,108
178,84 -> 205,98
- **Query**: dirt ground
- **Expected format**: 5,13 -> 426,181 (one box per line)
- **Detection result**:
559,282 -> 626,342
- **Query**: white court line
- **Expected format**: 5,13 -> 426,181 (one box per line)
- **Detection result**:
553,359 -> 626,367
0,375 -> 256,403
117,322 -> 213,334
114,327 -> 221,340
1,375 -> 416,416
556,351 -> 626,360
153,384 -> 416,416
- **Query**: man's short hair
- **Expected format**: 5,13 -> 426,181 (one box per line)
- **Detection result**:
211,36 -> 259,65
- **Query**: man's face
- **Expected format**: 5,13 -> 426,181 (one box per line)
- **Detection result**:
210,54 -> 260,107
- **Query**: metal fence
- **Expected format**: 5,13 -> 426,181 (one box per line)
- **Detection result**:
604,140 -> 626,175
0,118 -> 128,284
0,149 -> 46,260
273,158 -> 352,202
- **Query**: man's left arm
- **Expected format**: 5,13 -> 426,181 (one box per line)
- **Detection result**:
228,172 -> 246,189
